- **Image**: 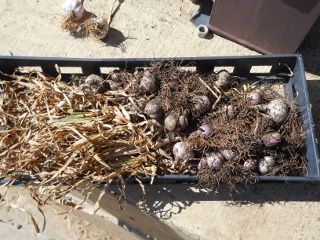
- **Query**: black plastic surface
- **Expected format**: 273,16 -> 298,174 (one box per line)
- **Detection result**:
0,54 -> 319,183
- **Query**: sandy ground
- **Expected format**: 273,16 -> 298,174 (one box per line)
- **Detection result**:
0,0 -> 320,239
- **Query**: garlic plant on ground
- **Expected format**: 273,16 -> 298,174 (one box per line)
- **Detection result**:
63,0 -> 119,39
0,61 -> 307,202
61,0 -> 85,32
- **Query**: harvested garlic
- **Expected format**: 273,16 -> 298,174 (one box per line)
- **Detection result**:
258,156 -> 275,175
84,18 -> 110,40
262,132 -> 282,148
95,18 -> 110,40
62,0 -> 84,20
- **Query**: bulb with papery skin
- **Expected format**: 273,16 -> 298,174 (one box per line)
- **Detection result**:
164,113 -> 188,132
262,132 -> 282,148
200,152 -> 225,171
192,95 -> 211,115
197,124 -> 212,139
144,98 -> 163,120
62,0 -> 84,20
197,158 -> 207,170
258,156 -> 275,175
219,149 -> 239,162
247,90 -> 263,106
216,70 -> 232,90
223,105 -> 237,118
173,142 -> 195,163
95,18 -> 109,39
139,70 -> 158,94
257,99 -> 289,124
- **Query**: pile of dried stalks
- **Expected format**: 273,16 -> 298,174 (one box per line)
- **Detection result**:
0,62 -> 307,205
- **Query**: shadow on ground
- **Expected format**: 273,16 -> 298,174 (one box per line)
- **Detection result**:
100,28 -> 134,52
298,16 -> 320,75
114,180 -> 320,220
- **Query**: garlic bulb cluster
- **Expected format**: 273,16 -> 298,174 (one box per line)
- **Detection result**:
255,98 -> 289,124
62,0 -> 85,20
223,104 -> 237,118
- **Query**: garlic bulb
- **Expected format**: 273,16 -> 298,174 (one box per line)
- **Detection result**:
62,0 -> 84,20
216,70 -> 232,90
262,132 -> 282,148
139,70 -> 158,94
247,90 -> 263,106
192,95 -> 211,115
173,142 -> 195,163
219,149 -> 239,162
200,152 -> 225,171
84,74 -> 105,92
197,124 -> 212,139
258,156 -> 275,175
164,113 -> 188,132
260,99 -> 289,124
95,18 -> 110,40
144,98 -> 163,120
266,99 -> 289,124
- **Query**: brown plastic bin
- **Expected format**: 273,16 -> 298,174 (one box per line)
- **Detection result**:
208,0 -> 320,54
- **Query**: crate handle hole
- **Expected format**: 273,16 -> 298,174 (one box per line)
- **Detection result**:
214,66 -> 234,73
292,83 -> 299,98
100,67 -> 119,74
17,66 -> 43,73
59,67 -> 83,74
250,65 -> 272,73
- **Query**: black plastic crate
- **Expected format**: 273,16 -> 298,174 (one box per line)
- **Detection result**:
0,54 -> 319,183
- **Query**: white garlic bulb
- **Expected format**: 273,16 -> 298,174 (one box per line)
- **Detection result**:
258,156 -> 275,175
62,0 -> 85,20
95,18 -> 110,39
219,149 -> 239,162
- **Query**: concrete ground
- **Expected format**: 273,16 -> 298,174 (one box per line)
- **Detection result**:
0,0 -> 320,239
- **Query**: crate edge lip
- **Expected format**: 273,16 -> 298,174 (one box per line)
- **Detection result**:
154,174 -> 320,182
0,54 -> 303,62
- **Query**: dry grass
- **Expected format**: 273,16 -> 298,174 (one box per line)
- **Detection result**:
0,67 -> 168,205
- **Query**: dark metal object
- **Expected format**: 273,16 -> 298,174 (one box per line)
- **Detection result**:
0,54 -> 318,184
208,0 -> 320,54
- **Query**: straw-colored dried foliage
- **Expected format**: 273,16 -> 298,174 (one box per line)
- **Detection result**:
84,18 -> 108,37
0,61 -> 306,204
61,12 -> 80,32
